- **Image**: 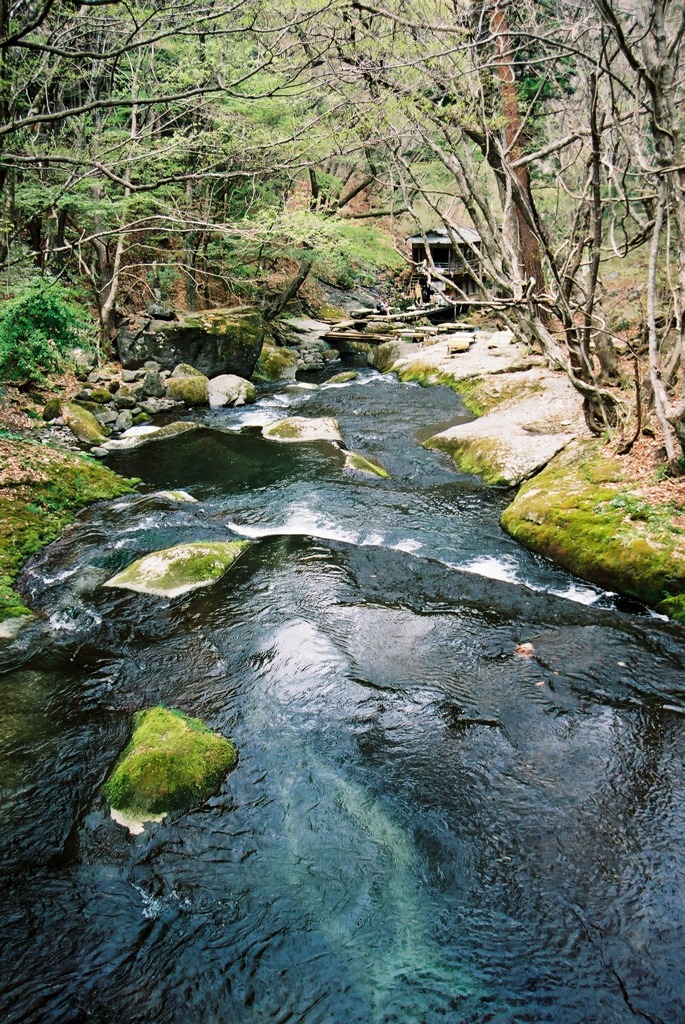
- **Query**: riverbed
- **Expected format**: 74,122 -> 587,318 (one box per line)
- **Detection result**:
1,368 -> 685,1023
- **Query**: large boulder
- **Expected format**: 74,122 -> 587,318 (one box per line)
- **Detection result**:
102,539 -> 250,597
104,706 -> 238,831
117,306 -> 265,379
207,374 -> 256,408
62,403 -> 108,445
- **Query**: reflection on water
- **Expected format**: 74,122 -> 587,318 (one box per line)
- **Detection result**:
1,369 -> 685,1023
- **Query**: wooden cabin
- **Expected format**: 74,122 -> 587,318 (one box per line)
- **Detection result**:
407,226 -> 481,300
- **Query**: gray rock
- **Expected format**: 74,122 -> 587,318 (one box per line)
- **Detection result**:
90,446 -> 109,458
144,360 -> 161,371
207,374 -> 256,408
139,397 -> 180,414
146,303 -> 176,321
142,370 -> 166,397
116,306 -> 265,378
68,347 -> 97,374
114,390 -> 138,410
114,410 -> 134,433
121,369 -> 143,383
94,407 -> 118,427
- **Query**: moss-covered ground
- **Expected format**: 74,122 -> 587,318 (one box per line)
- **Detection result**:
104,706 -> 238,817
500,441 -> 685,621
0,435 -> 138,620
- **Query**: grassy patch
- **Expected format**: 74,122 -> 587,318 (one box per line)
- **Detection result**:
0,437 -> 138,619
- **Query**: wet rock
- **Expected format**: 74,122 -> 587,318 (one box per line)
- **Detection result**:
207,374 -> 256,408
326,371 -> 358,385
263,416 -> 342,444
117,306 -> 265,379
104,706 -> 238,831
343,451 -> 390,478
62,403 -> 108,445
102,421 -> 200,451
103,539 -> 250,597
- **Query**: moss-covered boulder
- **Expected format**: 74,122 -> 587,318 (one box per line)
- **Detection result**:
62,403 -> 109,445
117,306 -> 265,379
42,397 -> 62,421
344,451 -> 390,478
105,706 -> 238,827
326,371 -> 359,385
253,342 -> 298,381
102,421 -> 200,451
103,540 -> 250,597
262,416 -> 342,444
500,442 -> 685,620
0,438 -> 137,620
165,366 -> 209,406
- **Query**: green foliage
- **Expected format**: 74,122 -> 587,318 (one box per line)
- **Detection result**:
0,438 -> 137,620
0,279 -> 91,385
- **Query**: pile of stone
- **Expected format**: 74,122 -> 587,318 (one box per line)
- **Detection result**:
43,360 -> 256,449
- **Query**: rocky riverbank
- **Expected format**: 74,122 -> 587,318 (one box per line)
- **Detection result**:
370,324 -> 685,622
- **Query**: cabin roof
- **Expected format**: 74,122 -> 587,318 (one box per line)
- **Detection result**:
407,225 -> 480,245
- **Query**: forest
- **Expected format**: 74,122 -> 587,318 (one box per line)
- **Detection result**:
0,0 -> 684,466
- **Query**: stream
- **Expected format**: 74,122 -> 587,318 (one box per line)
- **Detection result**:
2,368 -> 685,1023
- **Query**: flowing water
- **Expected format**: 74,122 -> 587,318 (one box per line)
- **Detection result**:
1,369 -> 685,1023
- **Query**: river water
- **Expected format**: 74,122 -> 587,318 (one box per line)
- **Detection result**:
1,369 -> 685,1023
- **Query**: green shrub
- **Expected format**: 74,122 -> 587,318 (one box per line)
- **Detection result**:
0,278 -> 90,385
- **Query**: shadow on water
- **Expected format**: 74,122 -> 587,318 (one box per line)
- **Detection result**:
2,371 -> 685,1023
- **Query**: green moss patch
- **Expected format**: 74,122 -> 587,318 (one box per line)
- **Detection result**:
0,438 -> 137,620
103,540 -> 250,597
500,442 -> 685,620
344,451 -> 390,478
425,435 -> 508,485
253,342 -> 298,382
104,706 -> 238,820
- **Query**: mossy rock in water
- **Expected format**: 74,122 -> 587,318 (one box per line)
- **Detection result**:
62,403 -> 108,445
165,372 -> 209,406
103,540 -> 250,597
327,371 -> 358,385
104,706 -> 238,819
253,342 -> 298,382
344,451 -> 390,478
500,442 -> 685,620
103,421 -> 200,451
262,416 -> 342,444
